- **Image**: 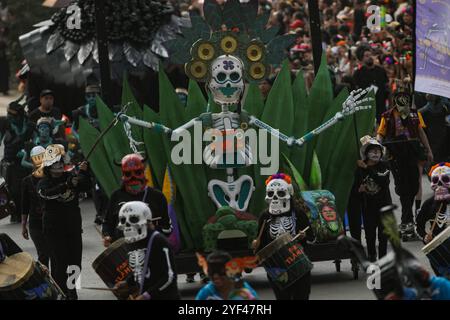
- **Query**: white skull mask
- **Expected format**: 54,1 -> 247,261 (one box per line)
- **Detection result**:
208,55 -> 244,107
265,179 -> 293,215
430,166 -> 450,201
118,201 -> 152,243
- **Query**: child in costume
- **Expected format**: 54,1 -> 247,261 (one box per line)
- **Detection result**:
355,135 -> 392,261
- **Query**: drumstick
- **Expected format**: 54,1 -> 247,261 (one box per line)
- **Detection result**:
253,220 -> 267,254
292,226 -> 310,242
82,286 -> 115,292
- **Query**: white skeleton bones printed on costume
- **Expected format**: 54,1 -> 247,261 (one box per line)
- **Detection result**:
128,248 -> 148,286
117,201 -> 152,243
269,214 -> 296,240
265,178 -> 294,215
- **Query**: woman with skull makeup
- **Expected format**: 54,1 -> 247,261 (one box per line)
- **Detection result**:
37,144 -> 91,300
113,201 -> 179,300
253,173 -> 314,300
102,153 -> 172,247
354,136 -> 392,262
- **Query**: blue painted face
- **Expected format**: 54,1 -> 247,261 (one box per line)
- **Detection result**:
38,124 -> 51,140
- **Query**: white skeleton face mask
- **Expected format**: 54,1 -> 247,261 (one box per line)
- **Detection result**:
118,201 -> 152,243
208,55 -> 244,107
265,179 -> 293,215
430,166 -> 450,201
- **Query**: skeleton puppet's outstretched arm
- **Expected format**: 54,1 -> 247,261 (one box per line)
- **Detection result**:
249,86 -> 375,147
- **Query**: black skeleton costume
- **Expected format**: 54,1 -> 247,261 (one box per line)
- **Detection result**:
256,174 -> 313,300
118,201 -> 179,300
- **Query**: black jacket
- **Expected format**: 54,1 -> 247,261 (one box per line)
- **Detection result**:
256,206 -> 314,250
126,230 -> 179,300
355,161 -> 392,205
37,170 -> 91,232
21,174 -> 44,228
102,186 -> 172,240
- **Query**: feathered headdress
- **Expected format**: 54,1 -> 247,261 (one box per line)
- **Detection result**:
164,0 -> 295,83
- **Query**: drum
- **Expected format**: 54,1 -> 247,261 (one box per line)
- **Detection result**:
0,252 -> 65,300
0,177 -> 15,220
422,226 -> 450,278
257,233 -> 313,290
92,238 -> 132,298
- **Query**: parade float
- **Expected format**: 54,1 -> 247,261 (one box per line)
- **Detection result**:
75,0 -> 375,278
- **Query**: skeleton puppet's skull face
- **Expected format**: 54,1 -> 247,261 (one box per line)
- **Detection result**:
208,55 -> 244,107
265,179 -> 293,215
118,201 -> 152,243
430,166 -> 450,201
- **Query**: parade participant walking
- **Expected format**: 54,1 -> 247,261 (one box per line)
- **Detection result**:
355,136 -> 392,261
254,173 -> 314,300
113,201 -> 179,300
37,145 -> 91,300
21,146 -> 50,268
102,153 -> 172,247
28,90 -> 62,123
377,90 -> 433,239
195,251 -> 258,300
0,100 -> 34,223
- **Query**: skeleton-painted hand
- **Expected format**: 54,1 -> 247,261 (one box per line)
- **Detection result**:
341,86 -> 376,116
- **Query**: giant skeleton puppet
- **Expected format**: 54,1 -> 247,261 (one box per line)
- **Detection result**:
120,0 -> 374,213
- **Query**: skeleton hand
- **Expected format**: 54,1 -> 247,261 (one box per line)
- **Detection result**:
341,86 -> 376,116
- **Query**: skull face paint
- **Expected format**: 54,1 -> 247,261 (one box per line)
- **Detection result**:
208,55 -> 244,107
117,201 -> 152,243
121,154 -> 146,195
265,179 -> 293,215
430,165 -> 450,201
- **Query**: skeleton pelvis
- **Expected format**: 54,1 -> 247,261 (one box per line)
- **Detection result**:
208,175 -> 254,212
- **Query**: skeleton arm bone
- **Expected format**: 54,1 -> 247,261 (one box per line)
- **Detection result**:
248,115 -> 298,146
118,114 -> 172,135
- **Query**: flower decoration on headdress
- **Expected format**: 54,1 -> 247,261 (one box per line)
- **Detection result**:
265,173 -> 292,186
164,0 -> 295,83
196,252 -> 258,278
428,163 -> 450,177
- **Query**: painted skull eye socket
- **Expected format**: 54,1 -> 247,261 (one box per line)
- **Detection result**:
277,190 -> 286,198
442,176 -> 450,183
134,169 -> 143,176
120,217 -> 127,225
432,176 -> 440,184
217,72 -> 227,82
124,171 -> 133,177
129,215 -> 140,224
267,191 -> 274,198
230,72 -> 240,81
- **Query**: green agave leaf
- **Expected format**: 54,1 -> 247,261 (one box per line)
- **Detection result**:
249,11 -> 270,40
241,0 -> 259,31
309,151 -> 322,190
95,96 -> 129,182
185,79 -> 207,121
266,34 -> 296,65
302,54 -> 333,185
315,88 -> 349,179
282,153 -> 309,191
243,82 -> 264,119
143,105 -> 167,189
260,60 -> 294,160
158,68 -> 215,250
188,11 -> 212,40
78,118 -> 120,197
289,69 -> 309,184
261,26 -> 280,44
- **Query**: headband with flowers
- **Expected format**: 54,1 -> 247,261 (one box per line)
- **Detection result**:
265,173 -> 292,186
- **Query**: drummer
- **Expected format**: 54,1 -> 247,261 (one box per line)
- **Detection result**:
253,173 -> 314,300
